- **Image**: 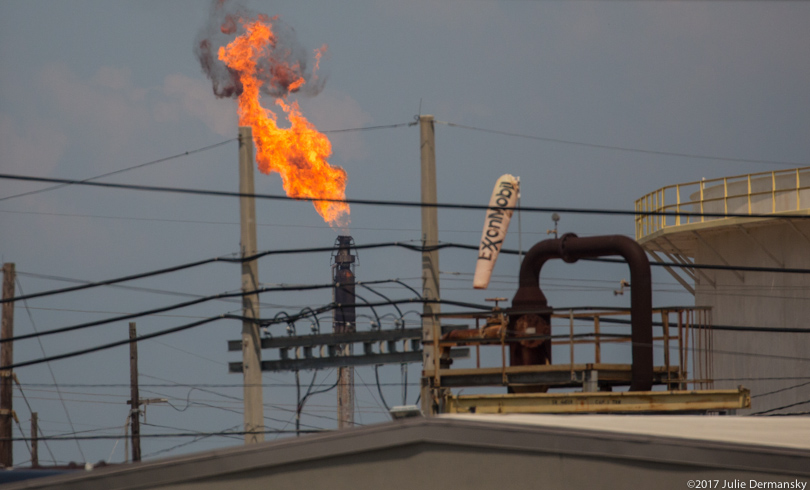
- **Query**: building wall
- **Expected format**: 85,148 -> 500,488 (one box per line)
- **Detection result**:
694,219 -> 810,415
137,443 -> 810,490
8,419 -> 809,490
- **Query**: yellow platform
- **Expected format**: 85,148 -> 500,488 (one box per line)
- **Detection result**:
444,387 -> 750,414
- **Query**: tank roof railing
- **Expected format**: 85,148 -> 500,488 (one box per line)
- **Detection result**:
635,167 -> 810,241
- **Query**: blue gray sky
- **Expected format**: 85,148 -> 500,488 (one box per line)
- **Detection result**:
1,0 -> 809,464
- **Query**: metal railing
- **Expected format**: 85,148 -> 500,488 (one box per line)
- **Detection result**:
549,307 -> 714,390
429,307 -> 713,391
635,167 -> 810,241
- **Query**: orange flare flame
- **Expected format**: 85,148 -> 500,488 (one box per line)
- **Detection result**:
218,18 -> 349,228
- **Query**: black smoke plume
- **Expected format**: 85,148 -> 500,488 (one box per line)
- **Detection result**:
194,0 -> 327,99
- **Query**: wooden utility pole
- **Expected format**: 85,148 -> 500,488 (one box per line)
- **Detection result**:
239,126 -> 264,444
1,263 -> 15,467
419,116 -> 441,416
129,322 -> 141,462
30,413 -> 38,468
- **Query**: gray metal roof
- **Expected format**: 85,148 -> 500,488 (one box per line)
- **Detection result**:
441,413 -> 810,450
5,415 -> 809,489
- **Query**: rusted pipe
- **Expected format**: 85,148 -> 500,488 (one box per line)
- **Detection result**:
334,236 -> 356,334
512,234 -> 653,391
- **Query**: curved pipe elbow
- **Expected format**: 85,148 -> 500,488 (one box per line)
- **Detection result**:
512,234 -> 653,391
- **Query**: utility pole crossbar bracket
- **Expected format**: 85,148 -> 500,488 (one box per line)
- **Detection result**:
0,409 -> 17,423
229,346 -> 469,373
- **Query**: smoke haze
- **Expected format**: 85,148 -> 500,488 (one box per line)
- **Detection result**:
195,0 -> 327,99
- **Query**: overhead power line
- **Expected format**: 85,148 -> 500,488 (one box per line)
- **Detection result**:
8,293 -> 810,371
0,207 -> 589,239
6,241 -> 810,306
18,381 -> 423,389
19,376 -> 810,390
582,256 -> 810,275
16,271 -> 304,310
4,298 -> 490,370
0,138 -> 237,203
574,314 -> 810,334
15,278 -> 86,460
436,120 -> 808,167
141,434 -> 224,459
2,173 -> 808,223
759,411 -> 810,417
12,376 -> 57,464
751,398 -> 810,416
139,389 -> 332,431
1,278 -> 414,343
0,119 -> 414,205
2,242 -> 429,304
8,257 -> 808,346
2,255 -> 230,304
466,243 -> 810,276
752,380 -> 810,399
7,315 -> 231,370
137,372 -> 353,428
0,429 -> 325,442
0,121 -> 414,205
321,121 -> 416,133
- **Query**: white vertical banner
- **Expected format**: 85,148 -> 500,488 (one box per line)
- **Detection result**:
473,174 -> 520,289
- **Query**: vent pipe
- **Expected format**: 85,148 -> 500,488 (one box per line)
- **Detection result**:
333,236 -> 356,427
512,234 -> 653,391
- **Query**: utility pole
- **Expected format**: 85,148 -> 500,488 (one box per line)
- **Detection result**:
419,116 -> 441,416
128,322 -> 141,462
30,413 -> 37,468
239,126 -> 264,444
1,263 -> 15,467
